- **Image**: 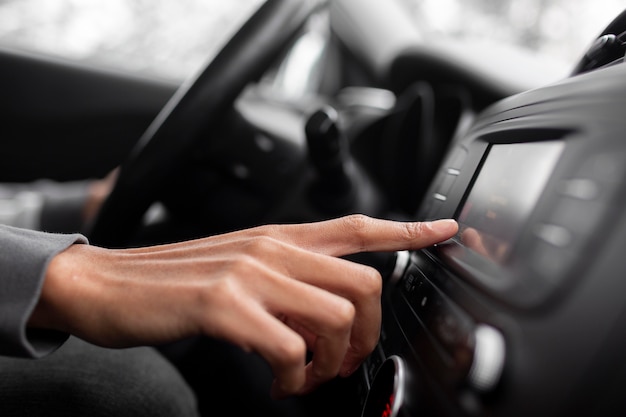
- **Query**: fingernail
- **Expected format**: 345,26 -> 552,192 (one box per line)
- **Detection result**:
431,219 -> 458,233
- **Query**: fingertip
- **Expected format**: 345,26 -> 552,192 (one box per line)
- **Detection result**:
431,218 -> 458,232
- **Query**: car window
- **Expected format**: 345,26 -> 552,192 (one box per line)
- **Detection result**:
401,0 -> 625,68
0,0 -> 264,81
0,0 -> 623,81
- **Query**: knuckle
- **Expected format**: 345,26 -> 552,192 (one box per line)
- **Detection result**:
401,221 -> 425,240
311,364 -> 336,381
252,224 -> 281,240
241,235 -> 282,258
198,255 -> 259,305
352,334 -> 380,360
356,267 -> 383,299
229,254 -> 259,278
402,221 -> 438,242
195,277 -> 243,333
362,327 -> 381,353
349,323 -> 382,359
341,214 -> 374,250
203,274 -> 240,305
329,299 -> 356,332
274,336 -> 307,366
240,236 -> 267,256
341,214 -> 373,233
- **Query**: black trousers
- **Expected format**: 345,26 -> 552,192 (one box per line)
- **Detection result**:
0,336 -> 357,417
0,337 -> 199,417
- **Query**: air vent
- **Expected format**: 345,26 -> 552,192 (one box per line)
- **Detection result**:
573,32 -> 626,75
572,8 -> 626,76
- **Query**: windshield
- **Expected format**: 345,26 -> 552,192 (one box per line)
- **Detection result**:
0,0 -> 264,81
0,0 -> 623,80
401,0 -> 625,69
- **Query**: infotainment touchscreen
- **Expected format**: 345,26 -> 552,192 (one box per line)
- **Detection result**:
455,141 -> 564,265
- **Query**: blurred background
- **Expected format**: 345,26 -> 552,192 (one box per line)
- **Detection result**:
404,0 -> 625,70
0,0 -> 623,81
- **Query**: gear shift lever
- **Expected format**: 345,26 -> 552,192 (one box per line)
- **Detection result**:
305,106 -> 355,214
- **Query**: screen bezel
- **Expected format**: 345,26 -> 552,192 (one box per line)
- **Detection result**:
452,141 -> 565,266
431,135 -> 571,306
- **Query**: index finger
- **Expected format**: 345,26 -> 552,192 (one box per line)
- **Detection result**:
276,215 -> 458,257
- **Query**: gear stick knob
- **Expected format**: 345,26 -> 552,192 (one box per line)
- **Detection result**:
305,106 -> 355,214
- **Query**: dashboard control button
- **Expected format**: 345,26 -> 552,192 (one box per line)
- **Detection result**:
362,356 -> 407,417
389,250 -> 411,285
449,147 -> 468,170
558,178 -> 600,200
550,198 -> 604,237
438,173 -> 457,195
529,241 -> 572,285
578,152 -> 623,184
393,265 -> 475,381
534,223 -> 573,247
467,325 -> 505,392
425,198 -> 444,220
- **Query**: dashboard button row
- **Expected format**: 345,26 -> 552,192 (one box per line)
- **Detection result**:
391,265 -> 480,387
531,151 -> 626,283
421,147 -> 467,220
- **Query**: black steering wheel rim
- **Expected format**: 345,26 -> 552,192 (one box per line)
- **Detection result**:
88,0 -> 319,248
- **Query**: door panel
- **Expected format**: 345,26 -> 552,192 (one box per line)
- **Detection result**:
0,48 -> 177,181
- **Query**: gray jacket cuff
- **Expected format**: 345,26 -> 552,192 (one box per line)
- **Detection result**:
0,225 -> 88,358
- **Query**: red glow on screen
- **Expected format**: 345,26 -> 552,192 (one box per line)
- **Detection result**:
382,393 -> 395,417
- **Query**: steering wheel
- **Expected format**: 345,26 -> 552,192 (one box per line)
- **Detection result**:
87,0 -> 319,247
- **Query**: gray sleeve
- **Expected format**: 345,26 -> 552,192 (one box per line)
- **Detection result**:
0,225 -> 88,358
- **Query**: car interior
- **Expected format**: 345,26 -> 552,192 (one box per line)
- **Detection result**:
2,0 -> 626,416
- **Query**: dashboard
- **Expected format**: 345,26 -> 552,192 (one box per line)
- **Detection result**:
357,21 -> 626,417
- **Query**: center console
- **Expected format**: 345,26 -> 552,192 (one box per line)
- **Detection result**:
357,52 -> 626,417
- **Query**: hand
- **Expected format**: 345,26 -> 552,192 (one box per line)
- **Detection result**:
30,215 -> 457,398
82,168 -> 118,224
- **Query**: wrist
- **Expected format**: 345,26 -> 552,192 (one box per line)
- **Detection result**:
28,244 -> 99,334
